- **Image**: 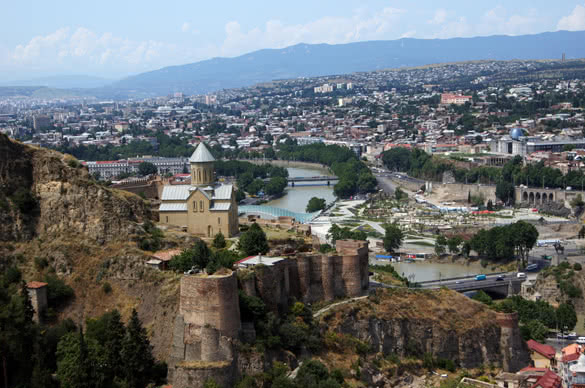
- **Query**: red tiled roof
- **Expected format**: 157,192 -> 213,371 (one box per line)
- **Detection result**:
519,367 -> 549,373
563,352 -> 581,363
26,281 -> 48,289
153,249 -> 182,262
530,370 -> 562,388
527,339 -> 556,359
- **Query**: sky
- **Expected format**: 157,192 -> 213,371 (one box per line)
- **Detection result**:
1,0 -> 585,82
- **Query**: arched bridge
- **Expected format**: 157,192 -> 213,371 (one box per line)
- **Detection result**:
239,205 -> 321,223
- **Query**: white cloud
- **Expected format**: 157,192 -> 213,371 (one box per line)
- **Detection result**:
430,6 -> 541,38
218,7 -> 407,57
181,22 -> 191,33
429,9 -> 447,25
3,27 -> 180,76
557,3 -> 585,31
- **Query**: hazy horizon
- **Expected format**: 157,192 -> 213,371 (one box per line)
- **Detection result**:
1,0 -> 585,82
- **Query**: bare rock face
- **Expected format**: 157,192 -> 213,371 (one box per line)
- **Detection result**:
0,134 -> 152,243
324,289 -> 531,372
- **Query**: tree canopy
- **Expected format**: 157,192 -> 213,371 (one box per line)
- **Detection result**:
306,197 -> 326,213
383,224 -> 404,253
239,223 -> 269,256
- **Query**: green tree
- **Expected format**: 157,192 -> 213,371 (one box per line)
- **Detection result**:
524,320 -> 549,342
510,221 -> 539,270
246,179 -> 265,195
306,197 -> 326,213
85,310 -> 126,381
447,236 -> 463,254
137,161 -> 157,176
557,303 -> 578,333
121,310 -> 155,388
394,187 -> 406,201
213,232 -> 227,249
496,181 -> 515,205
435,235 -> 447,256
56,330 -> 106,388
462,241 -> 471,257
239,223 -> 269,256
472,290 -> 492,305
168,239 -> 211,272
265,177 -> 287,196
383,224 -> 404,253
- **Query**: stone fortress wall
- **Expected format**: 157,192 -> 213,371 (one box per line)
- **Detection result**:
495,312 -> 531,372
169,239 -> 369,388
243,240 -> 369,313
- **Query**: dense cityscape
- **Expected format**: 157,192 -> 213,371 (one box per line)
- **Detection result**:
3,3 -> 585,388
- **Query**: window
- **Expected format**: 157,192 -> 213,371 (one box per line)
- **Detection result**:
198,170 -> 201,181
200,200 -> 203,212
204,169 -> 207,181
218,217 -> 221,225
193,201 -> 197,212
166,216 -> 168,223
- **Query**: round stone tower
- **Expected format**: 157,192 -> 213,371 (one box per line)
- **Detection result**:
190,142 -> 215,187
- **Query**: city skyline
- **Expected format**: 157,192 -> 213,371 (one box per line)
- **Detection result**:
1,0 -> 585,82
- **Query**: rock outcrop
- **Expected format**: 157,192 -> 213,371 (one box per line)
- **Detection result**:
0,134 -> 152,243
324,289 -> 530,372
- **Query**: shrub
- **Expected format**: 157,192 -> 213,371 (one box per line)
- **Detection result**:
10,188 -> 38,214
212,232 -> 227,249
67,159 -> 80,168
574,263 -> 582,271
34,257 -> 49,270
102,282 -> 112,294
44,274 -> 74,308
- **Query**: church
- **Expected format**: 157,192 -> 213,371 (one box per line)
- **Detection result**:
158,143 -> 239,237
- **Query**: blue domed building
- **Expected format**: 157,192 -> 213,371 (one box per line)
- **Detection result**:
509,127 -> 524,140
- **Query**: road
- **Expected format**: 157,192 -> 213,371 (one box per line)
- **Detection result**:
420,272 -> 520,291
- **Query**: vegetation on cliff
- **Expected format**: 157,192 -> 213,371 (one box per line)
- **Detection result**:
0,263 -> 165,388
0,133 -> 152,243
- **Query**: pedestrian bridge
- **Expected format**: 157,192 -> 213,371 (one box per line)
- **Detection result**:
239,205 -> 321,224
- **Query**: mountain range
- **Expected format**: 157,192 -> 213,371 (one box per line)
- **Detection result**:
4,30 -> 585,98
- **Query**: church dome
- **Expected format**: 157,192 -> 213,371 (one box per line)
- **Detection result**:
510,127 -> 524,140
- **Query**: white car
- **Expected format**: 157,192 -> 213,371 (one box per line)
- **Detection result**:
517,272 -> 526,279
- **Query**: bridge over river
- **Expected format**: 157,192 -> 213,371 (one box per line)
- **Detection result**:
419,272 -> 524,297
287,175 -> 338,186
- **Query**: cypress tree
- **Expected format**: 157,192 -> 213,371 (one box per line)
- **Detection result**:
121,309 -> 155,388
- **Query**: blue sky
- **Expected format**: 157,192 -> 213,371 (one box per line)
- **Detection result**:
1,0 -> 585,81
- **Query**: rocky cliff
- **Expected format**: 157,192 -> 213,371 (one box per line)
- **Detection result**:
322,288 -> 530,373
0,134 -> 152,243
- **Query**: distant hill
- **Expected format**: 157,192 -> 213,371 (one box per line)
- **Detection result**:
0,75 -> 113,89
107,30 -> 585,96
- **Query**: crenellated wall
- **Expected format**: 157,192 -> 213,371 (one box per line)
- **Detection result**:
250,240 -> 370,307
170,240 -> 369,387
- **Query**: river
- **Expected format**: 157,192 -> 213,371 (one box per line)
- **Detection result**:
267,165 -> 484,281
267,166 -> 336,213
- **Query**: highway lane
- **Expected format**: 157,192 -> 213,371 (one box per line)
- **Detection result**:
421,272 -> 520,290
